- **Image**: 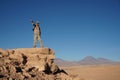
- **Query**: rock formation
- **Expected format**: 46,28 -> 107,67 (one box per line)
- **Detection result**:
0,48 -> 76,80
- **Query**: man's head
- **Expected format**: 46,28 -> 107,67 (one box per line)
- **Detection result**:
36,21 -> 39,26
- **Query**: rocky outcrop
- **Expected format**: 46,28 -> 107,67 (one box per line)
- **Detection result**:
0,48 -> 74,80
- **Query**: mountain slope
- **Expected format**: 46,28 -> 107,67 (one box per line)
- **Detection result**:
78,56 -> 113,65
55,56 -> 120,66
55,58 -> 79,66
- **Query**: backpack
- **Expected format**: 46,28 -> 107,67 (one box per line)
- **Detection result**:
32,25 -> 40,31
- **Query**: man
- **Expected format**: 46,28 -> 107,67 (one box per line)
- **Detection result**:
31,19 -> 44,48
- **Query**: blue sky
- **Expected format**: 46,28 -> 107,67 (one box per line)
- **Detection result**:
0,0 -> 120,61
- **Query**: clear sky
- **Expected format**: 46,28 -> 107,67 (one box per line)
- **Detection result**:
0,0 -> 120,61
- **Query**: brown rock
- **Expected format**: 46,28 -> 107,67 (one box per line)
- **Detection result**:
6,49 -> 14,54
0,48 -> 73,80
50,63 -> 60,74
0,66 -> 8,76
0,48 -> 9,57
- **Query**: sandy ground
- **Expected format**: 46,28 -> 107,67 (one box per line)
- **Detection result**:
61,65 -> 120,80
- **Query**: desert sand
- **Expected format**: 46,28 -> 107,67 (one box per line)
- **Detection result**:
61,65 -> 120,80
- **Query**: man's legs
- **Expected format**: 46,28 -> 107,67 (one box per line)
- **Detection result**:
33,35 -> 37,48
38,35 -> 44,48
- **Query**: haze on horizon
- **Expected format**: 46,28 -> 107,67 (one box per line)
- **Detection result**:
0,0 -> 120,61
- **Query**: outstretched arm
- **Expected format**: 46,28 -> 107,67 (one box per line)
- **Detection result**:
30,19 -> 36,27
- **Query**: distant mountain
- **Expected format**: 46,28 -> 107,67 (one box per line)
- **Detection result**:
97,58 -> 113,63
55,56 -> 120,66
78,56 -> 113,65
54,58 -> 79,66
78,56 -> 98,65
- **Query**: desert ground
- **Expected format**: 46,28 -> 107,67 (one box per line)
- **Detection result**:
61,65 -> 120,80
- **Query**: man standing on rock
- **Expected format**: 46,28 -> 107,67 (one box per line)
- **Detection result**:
30,19 -> 44,48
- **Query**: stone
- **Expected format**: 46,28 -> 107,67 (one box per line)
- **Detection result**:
0,48 -> 74,80
50,63 -> 60,74
0,48 -> 9,57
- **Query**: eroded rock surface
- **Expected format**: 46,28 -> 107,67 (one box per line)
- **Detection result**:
0,48 -> 77,80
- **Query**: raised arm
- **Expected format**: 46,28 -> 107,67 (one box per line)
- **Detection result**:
30,19 -> 36,27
